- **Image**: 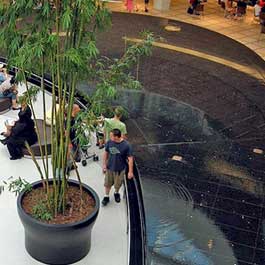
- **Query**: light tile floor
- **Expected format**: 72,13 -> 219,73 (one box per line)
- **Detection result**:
107,0 -> 265,60
0,83 -> 128,265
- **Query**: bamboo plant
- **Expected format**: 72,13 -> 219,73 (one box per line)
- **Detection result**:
0,0 -> 153,219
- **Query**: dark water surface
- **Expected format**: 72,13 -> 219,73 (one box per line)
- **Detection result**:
78,11 -> 265,263
115,90 -> 265,265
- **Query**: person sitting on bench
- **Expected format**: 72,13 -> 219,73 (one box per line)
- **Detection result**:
1,99 -> 37,160
0,64 -> 8,85
0,76 -> 20,110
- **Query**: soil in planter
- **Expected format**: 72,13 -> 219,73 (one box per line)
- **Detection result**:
22,185 -> 95,224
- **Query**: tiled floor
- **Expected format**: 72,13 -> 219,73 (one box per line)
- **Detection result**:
107,0 -> 265,60
0,84 -> 128,265
123,36 -> 264,78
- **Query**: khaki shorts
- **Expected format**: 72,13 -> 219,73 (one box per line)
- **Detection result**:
104,169 -> 125,190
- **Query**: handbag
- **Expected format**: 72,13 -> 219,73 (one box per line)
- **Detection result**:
187,6 -> 194,14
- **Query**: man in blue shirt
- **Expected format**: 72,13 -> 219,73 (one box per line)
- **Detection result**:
102,128 -> 134,206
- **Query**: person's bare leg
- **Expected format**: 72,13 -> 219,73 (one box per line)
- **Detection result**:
114,183 -> 121,193
104,186 -> 111,196
11,99 -> 17,108
3,124 -> 13,137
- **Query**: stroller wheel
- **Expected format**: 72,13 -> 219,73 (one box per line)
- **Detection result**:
93,156 -> 99,161
82,160 -> 87,166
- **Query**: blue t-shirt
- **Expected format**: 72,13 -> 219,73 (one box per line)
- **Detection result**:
105,140 -> 133,172
0,73 -> 6,84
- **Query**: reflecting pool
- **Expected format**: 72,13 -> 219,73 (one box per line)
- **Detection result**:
117,90 -> 265,265
79,85 -> 265,265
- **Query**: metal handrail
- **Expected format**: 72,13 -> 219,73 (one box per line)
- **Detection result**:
124,162 -> 146,265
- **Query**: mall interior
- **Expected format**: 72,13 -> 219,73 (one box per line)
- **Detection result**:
0,0 -> 265,265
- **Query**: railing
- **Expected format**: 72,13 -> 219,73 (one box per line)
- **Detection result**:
124,162 -> 146,265
0,57 -> 87,109
0,57 -> 147,265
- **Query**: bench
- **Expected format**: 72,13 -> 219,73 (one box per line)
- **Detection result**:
0,98 -> 11,113
22,119 -> 52,157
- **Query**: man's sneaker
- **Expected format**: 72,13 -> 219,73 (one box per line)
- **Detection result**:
101,196 -> 110,206
114,193 -> 121,203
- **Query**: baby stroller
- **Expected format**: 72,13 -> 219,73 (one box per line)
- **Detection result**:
79,131 -> 99,167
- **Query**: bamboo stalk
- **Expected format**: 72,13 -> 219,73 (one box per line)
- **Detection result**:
41,56 -> 49,178
25,142 -> 46,190
70,152 -> 83,210
22,72 -> 48,189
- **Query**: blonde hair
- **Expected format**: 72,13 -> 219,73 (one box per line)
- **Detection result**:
114,106 -> 124,118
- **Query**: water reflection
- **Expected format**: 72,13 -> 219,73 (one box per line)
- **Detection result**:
114,90 -> 265,265
78,86 -> 265,264
144,179 -> 237,265
117,90 -> 217,145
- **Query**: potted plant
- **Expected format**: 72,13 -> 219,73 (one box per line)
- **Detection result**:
0,1 -> 153,264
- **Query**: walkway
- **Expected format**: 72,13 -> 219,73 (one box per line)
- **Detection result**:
0,84 -> 127,265
124,36 -> 265,79
107,0 -> 265,60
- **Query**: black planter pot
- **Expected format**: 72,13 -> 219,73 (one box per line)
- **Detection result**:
17,179 -> 100,265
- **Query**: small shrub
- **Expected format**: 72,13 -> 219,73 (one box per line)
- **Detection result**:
3,177 -> 32,196
33,201 -> 53,221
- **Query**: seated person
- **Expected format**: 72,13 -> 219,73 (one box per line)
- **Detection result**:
0,76 -> 20,110
0,64 -> 8,85
1,99 -> 37,160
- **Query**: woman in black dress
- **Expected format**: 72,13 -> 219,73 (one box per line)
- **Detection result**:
1,102 -> 37,160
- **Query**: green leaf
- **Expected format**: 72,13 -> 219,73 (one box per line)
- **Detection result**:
62,7 -> 73,30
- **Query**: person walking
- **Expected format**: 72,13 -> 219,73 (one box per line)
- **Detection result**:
69,104 -> 81,162
144,0 -> 149,12
125,0 -> 134,12
104,106 -> 127,142
101,128 -> 134,206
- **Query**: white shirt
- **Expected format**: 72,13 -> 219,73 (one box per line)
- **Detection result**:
0,78 -> 12,93
254,4 -> 261,17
